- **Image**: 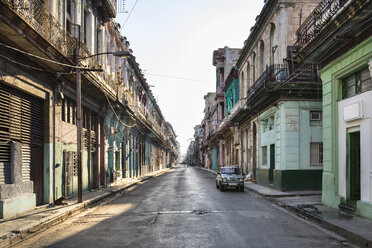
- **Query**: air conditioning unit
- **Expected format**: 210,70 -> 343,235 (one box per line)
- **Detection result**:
310,112 -> 322,121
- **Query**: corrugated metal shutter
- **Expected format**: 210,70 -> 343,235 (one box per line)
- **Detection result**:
0,84 -> 43,184
0,86 -> 12,184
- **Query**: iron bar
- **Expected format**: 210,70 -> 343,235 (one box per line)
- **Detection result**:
246,64 -> 320,105
295,0 -> 349,52
2,0 -> 76,58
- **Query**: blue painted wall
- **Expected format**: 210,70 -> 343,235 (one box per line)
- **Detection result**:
212,146 -> 218,172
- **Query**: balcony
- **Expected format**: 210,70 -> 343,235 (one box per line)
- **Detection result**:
94,0 -> 117,23
1,0 -> 76,59
79,44 -> 118,98
295,0 -> 372,63
216,99 -> 244,132
246,64 -> 321,111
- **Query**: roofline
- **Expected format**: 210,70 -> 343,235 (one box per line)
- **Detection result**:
236,0 -> 277,68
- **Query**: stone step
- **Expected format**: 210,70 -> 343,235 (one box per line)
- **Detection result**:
338,203 -> 356,215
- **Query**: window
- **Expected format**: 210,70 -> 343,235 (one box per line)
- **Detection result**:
270,24 -> 275,65
268,116 -> 274,131
72,101 -> 76,125
262,146 -> 267,166
247,62 -> 251,91
66,0 -> 72,34
83,9 -> 89,45
261,116 -> 274,132
252,53 -> 256,82
221,167 -> 241,175
342,68 -> 371,99
62,98 -> 66,122
310,111 -> 322,126
62,97 -> 77,125
221,102 -> 225,119
220,68 -> 224,84
115,151 -> 120,171
310,142 -> 323,166
63,150 -> 77,176
259,40 -> 265,74
96,27 -> 102,59
63,150 -> 77,196
310,111 -> 321,121
261,119 -> 268,132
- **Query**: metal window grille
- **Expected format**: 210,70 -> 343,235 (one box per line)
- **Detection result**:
310,142 -> 323,166
63,150 -> 77,197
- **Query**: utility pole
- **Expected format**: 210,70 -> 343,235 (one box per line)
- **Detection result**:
73,37 -> 130,203
76,43 -> 83,203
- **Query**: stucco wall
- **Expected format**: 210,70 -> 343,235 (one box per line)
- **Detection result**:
258,101 -> 322,171
320,36 -> 372,214
238,0 -> 321,100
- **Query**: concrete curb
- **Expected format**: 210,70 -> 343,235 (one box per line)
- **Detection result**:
1,168 -> 172,248
283,204 -> 372,247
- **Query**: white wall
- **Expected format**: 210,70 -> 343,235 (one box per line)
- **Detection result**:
338,91 -> 372,202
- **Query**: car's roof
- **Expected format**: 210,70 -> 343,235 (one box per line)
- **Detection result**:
221,166 -> 239,169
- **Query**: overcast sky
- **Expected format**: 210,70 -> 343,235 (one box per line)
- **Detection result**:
116,0 -> 265,155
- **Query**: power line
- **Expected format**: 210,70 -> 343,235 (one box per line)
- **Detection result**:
120,0 -> 140,31
104,91 -> 137,129
0,54 -> 72,74
0,42 -> 84,69
143,72 -> 213,84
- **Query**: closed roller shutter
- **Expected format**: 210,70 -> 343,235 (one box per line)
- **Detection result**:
0,84 -> 43,184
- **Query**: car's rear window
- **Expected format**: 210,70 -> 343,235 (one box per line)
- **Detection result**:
221,167 -> 240,175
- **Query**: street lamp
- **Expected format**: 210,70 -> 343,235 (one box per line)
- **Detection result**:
76,49 -> 132,203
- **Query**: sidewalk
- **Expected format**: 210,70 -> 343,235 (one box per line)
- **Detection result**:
198,166 -> 372,247
0,168 -> 172,248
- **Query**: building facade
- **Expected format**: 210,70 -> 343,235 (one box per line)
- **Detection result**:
233,0 -> 322,190
210,47 -> 241,171
0,0 -> 176,218
296,0 -> 372,218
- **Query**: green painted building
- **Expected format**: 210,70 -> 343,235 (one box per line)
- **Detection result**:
296,0 -> 372,218
257,101 -> 323,191
224,67 -> 240,115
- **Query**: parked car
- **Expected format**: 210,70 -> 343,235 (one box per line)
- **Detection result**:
216,166 -> 245,192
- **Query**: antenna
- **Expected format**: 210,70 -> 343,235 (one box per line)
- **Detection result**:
117,0 -> 128,13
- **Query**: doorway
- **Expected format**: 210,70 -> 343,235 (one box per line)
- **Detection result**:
348,131 -> 361,204
269,144 -> 275,184
253,124 -> 257,181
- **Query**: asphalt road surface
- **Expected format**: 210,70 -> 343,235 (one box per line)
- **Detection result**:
17,166 -> 354,248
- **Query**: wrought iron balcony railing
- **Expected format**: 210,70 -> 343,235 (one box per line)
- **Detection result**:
94,0 -> 117,23
246,64 -> 320,102
2,0 -> 76,58
295,0 -> 349,52
79,44 -> 118,96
